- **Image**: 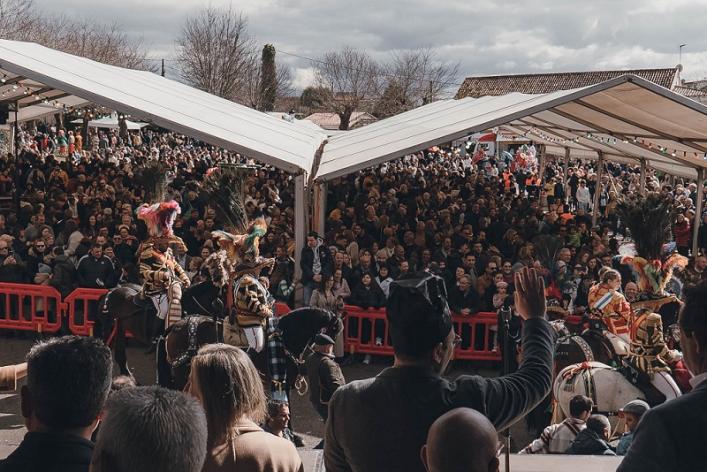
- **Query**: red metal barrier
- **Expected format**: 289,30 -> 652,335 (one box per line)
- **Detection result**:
342,305 -> 502,362
0,282 -> 63,333
64,288 -> 109,336
452,312 -> 501,361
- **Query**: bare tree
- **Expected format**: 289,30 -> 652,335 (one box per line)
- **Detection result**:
375,48 -> 459,118
176,5 -> 255,99
0,0 -> 40,40
313,47 -> 380,130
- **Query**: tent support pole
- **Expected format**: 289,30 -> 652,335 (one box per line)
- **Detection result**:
639,159 -> 647,194
592,152 -> 604,227
294,173 -> 307,283
313,181 -> 327,236
563,147 -> 570,205
537,144 -> 546,184
693,168 -> 704,256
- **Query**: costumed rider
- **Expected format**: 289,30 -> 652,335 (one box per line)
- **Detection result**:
198,163 -> 275,353
624,311 -> 682,403
137,200 -> 191,345
587,267 -> 632,341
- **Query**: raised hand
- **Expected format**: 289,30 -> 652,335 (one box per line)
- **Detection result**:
513,267 -> 547,321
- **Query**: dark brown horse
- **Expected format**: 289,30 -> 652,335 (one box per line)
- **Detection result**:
96,282 -> 225,378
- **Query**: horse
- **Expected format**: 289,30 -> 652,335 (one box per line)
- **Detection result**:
96,281 -> 225,378
553,361 -> 646,430
160,315 -> 223,389
525,319 -> 628,436
247,307 -> 344,402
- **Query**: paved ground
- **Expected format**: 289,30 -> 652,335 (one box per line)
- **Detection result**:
0,333 -> 533,470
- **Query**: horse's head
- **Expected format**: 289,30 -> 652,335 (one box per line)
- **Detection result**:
277,307 -> 342,357
324,312 -> 344,338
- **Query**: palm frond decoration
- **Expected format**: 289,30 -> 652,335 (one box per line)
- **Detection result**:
533,234 -> 564,271
201,164 -> 255,234
617,193 -> 677,260
136,160 -> 171,202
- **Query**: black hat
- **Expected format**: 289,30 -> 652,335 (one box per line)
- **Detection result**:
314,333 -> 335,346
386,272 -> 452,357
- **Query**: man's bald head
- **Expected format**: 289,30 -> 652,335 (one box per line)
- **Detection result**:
421,408 -> 499,472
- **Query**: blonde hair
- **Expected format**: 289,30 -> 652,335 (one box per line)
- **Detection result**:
190,344 -> 266,446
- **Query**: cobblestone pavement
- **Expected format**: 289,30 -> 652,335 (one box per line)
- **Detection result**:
0,334 -> 531,470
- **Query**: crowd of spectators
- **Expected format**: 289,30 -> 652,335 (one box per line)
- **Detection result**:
2,123 -> 707,472
3,123 -> 707,319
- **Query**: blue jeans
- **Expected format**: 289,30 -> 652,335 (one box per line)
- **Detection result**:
303,283 -> 315,306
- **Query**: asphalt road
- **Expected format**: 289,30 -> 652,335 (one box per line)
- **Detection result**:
0,333 -> 533,469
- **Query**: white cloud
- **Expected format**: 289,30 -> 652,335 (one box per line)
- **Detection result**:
31,0 -> 707,87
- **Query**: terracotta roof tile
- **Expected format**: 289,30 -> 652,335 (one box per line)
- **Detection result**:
455,68 -> 679,99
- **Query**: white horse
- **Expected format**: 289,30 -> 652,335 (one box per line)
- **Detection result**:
553,362 -> 646,428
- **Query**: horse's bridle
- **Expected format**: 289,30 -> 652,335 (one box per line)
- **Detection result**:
170,317 -> 201,370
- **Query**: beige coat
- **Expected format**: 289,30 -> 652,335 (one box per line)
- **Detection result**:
202,420 -> 303,472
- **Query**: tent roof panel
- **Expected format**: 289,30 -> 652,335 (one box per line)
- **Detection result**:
0,40 -> 325,173
316,75 -> 707,181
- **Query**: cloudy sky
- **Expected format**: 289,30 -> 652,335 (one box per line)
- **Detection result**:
35,0 -> 707,92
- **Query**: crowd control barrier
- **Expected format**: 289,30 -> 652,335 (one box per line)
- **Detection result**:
0,282 -> 63,333
64,288 -> 108,336
342,305 -> 502,362
0,282 -> 502,362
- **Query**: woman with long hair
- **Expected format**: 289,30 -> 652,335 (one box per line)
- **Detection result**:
188,344 -> 303,472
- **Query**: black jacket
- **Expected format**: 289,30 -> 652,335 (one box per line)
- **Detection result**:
565,428 -> 615,455
448,286 -> 480,313
0,431 -> 94,472
76,254 -> 116,288
325,317 -> 554,472
300,243 -> 333,285
348,283 -> 386,309
618,379 -> 707,472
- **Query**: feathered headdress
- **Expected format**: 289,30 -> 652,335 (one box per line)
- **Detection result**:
617,193 -> 677,260
136,159 -> 181,242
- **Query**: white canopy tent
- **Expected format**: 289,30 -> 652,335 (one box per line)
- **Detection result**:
312,75 -> 707,253
1,39 -> 707,259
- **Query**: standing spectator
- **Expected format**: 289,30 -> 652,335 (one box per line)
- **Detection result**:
305,334 -> 346,449
332,268 -> 351,301
76,244 -> 115,288
421,408 -> 499,472
0,336 -> 112,472
300,231 -> 333,305
673,214 -> 691,256
310,276 -> 340,313
618,283 -> 707,472
325,268 -> 553,472
188,344 -> 304,472
449,275 -> 480,316
91,386 -> 207,472
520,394 -> 592,454
576,180 -> 592,211
48,246 -> 77,297
375,264 -> 394,297
349,273 -> 386,309
616,400 -> 650,455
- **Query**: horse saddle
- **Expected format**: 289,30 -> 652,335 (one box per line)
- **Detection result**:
617,362 -> 666,406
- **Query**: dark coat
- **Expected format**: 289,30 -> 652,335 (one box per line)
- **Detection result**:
305,351 -> 346,418
49,255 -> 77,297
448,286 -> 480,313
565,428 -> 615,455
324,318 -> 554,472
0,431 -> 94,472
76,254 -> 115,288
300,243 -> 333,285
617,379 -> 707,472
348,283 -> 386,309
